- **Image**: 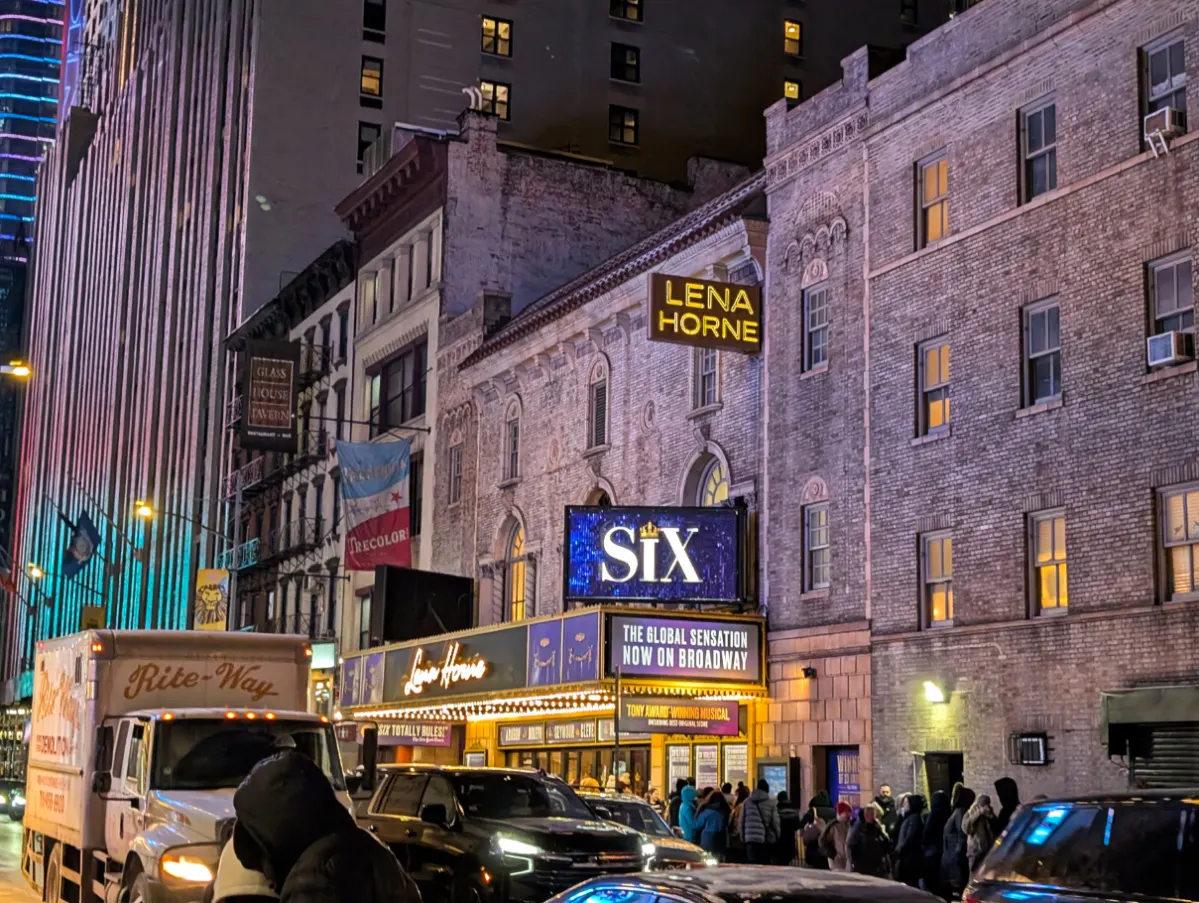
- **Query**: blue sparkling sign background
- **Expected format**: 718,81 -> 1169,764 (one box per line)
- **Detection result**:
564,506 -> 741,602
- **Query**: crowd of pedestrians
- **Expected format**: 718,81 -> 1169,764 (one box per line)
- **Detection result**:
666,776 -> 803,864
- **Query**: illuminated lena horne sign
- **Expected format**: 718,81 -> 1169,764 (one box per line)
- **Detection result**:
564,506 -> 742,603
402,642 -> 489,696
648,274 -> 762,354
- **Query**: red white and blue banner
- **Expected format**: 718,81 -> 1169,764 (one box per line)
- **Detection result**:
337,439 -> 412,571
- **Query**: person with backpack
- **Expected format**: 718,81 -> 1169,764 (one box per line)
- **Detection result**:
741,779 -> 781,865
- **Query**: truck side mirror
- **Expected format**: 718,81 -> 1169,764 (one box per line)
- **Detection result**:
92,724 -> 113,794
361,726 -> 378,794
92,773 -> 111,794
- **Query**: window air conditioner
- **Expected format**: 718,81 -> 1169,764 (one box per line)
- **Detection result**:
1144,106 -> 1186,142
1147,330 -> 1194,368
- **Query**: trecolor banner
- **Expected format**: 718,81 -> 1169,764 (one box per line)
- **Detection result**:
194,569 -> 230,631
338,439 -> 413,571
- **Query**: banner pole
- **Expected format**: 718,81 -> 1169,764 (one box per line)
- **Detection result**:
613,666 -> 621,788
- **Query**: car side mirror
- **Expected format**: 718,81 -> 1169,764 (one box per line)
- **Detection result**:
594,806 -> 612,820
421,803 -> 448,827
344,773 -> 362,794
673,826 -> 684,839
92,773 -> 111,794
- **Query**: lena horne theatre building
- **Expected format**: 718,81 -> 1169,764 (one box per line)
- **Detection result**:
337,607 -> 766,795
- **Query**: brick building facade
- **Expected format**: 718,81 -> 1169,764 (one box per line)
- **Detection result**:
766,0 -> 1199,800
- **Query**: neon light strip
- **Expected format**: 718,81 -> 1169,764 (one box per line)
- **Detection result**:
0,53 -> 64,64
0,152 -> 41,162
0,35 -> 63,45
0,173 -> 35,181
0,193 -> 36,202
0,74 -> 60,84
0,214 -> 34,222
0,132 -> 52,144
0,113 -> 57,123
0,233 -> 32,241
0,15 -> 60,25
0,91 -> 55,103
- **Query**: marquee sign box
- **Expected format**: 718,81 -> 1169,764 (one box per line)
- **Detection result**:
564,506 -> 743,604
647,274 -> 762,355
618,696 -> 739,736
607,613 -> 762,683
382,624 -> 528,701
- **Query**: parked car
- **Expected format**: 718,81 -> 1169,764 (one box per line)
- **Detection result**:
9,786 -> 25,821
967,790 -> 1199,903
545,866 -> 942,903
360,765 -> 647,903
579,791 -> 710,870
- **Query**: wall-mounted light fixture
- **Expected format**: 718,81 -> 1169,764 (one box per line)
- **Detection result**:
923,680 -> 946,703
802,667 -> 817,679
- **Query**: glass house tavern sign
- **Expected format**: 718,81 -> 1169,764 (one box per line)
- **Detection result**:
565,506 -> 743,604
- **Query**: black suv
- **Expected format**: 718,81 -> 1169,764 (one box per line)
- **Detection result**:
360,765 -> 648,903
967,790 -> 1199,903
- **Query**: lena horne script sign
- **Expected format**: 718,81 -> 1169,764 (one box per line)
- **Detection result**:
608,614 -> 762,683
648,274 -> 762,355
402,642 -> 489,696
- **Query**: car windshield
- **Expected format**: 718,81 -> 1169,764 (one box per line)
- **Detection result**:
452,772 -> 595,820
978,802 -> 1199,898
152,719 -> 346,792
592,799 -> 673,837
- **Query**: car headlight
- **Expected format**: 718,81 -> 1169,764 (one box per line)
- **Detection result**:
160,844 -> 220,886
496,836 -> 542,857
703,856 -> 719,867
641,842 -> 656,858
0,794 -> 8,805
11,795 -> 23,806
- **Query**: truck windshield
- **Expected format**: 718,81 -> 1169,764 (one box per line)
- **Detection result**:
152,719 -> 346,792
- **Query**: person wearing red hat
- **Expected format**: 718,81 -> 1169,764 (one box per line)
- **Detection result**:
819,801 -> 853,871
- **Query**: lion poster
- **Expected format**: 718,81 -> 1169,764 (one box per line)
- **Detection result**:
194,569 -> 230,631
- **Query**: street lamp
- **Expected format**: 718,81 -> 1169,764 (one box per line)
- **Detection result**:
26,563 -> 43,581
134,500 -> 155,520
1,360 -> 31,379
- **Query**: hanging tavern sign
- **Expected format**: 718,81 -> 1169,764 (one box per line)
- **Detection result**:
647,274 -> 762,354
239,340 -> 301,453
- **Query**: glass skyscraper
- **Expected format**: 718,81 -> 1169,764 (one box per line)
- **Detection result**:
0,0 -> 61,262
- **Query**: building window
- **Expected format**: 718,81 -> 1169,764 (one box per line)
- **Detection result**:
1144,36 -> 1187,124
803,503 -> 830,592
694,347 -> 718,408
918,340 -> 950,435
802,283 -> 829,371
611,43 -> 640,82
1149,254 -> 1194,336
481,16 -> 511,56
504,524 -> 528,622
922,533 -> 953,626
699,458 -> 729,507
1161,485 -> 1199,598
363,0 -> 385,40
357,121 -> 381,174
503,404 -> 520,482
610,0 -> 642,22
901,0 -> 917,25
1023,299 -> 1061,406
358,591 -> 372,649
918,154 -> 949,247
784,20 -> 802,56
331,474 -> 341,535
448,443 -> 463,505
588,367 -> 608,449
784,80 -> 801,101
409,453 -> 423,537
360,272 -> 378,328
480,80 -> 510,120
337,306 -> 349,360
609,105 -> 639,145
1030,511 -> 1067,613
360,56 -> 383,100
1021,100 -> 1057,201
369,341 -> 427,437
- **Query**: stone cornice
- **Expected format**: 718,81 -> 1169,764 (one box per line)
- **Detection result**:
765,106 -> 869,190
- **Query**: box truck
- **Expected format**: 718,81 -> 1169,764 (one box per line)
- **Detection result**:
22,630 -> 358,903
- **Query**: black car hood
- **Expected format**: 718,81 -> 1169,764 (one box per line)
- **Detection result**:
646,834 -> 704,861
478,816 -> 642,853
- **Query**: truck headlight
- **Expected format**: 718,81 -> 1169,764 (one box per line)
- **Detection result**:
160,844 -> 220,886
641,842 -> 656,859
496,836 -> 541,857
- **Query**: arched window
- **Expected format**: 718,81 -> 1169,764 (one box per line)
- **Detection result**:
699,457 -> 730,506
588,359 -> 609,449
504,523 -> 527,622
503,400 -> 521,481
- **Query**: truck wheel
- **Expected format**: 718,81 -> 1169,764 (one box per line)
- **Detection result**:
123,873 -> 158,903
43,844 -> 61,903
455,877 -> 485,903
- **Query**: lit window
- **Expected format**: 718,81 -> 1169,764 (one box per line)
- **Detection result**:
803,503 -> 830,592
588,365 -> 608,449
699,458 -> 729,507
1023,299 -> 1061,406
505,524 -> 527,622
919,340 -> 950,435
1149,254 -> 1194,336
481,16 -> 512,57
1030,512 -> 1067,613
360,56 -> 383,97
694,347 -> 718,408
802,283 -> 828,371
1161,485 -> 1199,598
609,105 -> 639,145
480,80 -> 510,120
918,154 -> 949,247
503,404 -> 520,481
1021,100 -> 1057,201
610,0 -> 642,22
611,43 -> 640,83
448,443 -> 463,505
1144,36 -> 1187,124
922,533 -> 953,625
784,80 -> 801,101
784,20 -> 802,56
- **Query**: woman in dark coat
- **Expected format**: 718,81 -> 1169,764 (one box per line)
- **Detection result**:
893,794 -> 926,888
799,791 -> 835,869
940,784 -> 976,900
921,790 -> 951,893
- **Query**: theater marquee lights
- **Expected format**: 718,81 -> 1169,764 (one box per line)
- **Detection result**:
648,273 -> 762,354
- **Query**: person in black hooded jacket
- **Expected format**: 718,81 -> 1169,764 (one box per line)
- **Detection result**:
892,794 -> 926,888
921,790 -> 950,893
992,777 -> 1020,836
940,783 -> 976,900
232,750 -> 421,903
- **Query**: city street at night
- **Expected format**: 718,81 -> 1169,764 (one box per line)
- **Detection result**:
0,822 -> 33,903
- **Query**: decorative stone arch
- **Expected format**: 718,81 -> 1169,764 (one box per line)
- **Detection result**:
501,395 -> 523,479
584,477 -> 617,506
484,507 -> 537,625
588,353 -> 610,385
679,441 -> 734,507
801,475 -> 830,504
